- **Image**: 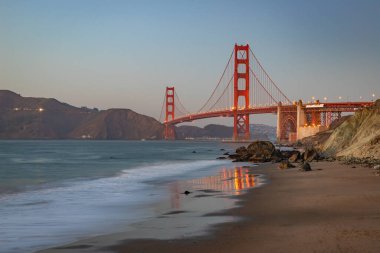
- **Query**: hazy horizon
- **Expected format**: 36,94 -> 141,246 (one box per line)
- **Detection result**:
1,0 -> 379,126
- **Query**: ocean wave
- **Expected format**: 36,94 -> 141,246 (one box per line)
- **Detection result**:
0,159 -> 232,253
119,160 -> 230,182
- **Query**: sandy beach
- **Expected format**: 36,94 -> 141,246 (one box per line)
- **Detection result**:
39,161 -> 380,253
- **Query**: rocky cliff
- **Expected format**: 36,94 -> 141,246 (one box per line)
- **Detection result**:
322,100 -> 380,159
0,90 -> 164,140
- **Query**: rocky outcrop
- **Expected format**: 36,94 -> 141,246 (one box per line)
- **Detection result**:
322,100 -> 380,159
247,141 -> 276,162
228,141 -> 276,162
225,141 -> 321,166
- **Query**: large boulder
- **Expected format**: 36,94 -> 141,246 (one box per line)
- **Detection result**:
227,147 -> 248,162
236,146 -> 248,155
247,141 -> 276,162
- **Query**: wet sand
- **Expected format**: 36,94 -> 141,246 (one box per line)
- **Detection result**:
39,161 -> 380,253
111,161 -> 380,253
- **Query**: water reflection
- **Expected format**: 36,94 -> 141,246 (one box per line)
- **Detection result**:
188,167 -> 257,194
169,166 -> 260,210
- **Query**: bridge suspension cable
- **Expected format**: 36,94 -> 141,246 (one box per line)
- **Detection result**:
207,75 -> 234,112
249,47 -> 292,105
174,90 -> 191,117
161,43 -> 293,124
196,49 -> 235,113
158,92 -> 166,122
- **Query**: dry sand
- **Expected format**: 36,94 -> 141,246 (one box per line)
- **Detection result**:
39,161 -> 380,253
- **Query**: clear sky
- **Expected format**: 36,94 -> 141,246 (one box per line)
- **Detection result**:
1,0 -> 379,126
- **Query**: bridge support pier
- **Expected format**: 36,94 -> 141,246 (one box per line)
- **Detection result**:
296,100 -> 306,140
276,102 -> 282,142
164,124 -> 175,140
277,102 -> 297,143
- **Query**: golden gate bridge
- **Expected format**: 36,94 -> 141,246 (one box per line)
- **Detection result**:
159,44 -> 373,142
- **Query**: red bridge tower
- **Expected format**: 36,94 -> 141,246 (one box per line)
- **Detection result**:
164,86 -> 175,140
233,44 -> 250,140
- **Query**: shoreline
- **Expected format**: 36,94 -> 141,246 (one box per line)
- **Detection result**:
37,163 -> 265,253
38,161 -> 380,253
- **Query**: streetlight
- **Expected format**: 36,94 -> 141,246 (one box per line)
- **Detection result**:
338,96 -> 342,100
372,93 -> 376,101
323,97 -> 327,101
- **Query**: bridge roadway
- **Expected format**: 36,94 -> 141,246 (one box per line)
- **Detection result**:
165,102 -> 374,125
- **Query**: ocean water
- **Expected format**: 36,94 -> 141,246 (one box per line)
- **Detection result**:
0,140 -> 241,253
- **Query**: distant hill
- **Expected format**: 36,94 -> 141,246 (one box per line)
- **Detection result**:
175,123 -> 276,141
0,90 -> 277,140
0,90 -> 164,140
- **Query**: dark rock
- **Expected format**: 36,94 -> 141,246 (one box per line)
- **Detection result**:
280,150 -> 297,159
183,191 -> 191,195
300,162 -> 312,172
220,148 -> 225,151
249,154 -> 267,163
304,147 -> 318,162
223,152 -> 229,155
228,153 -> 240,160
351,166 -> 356,168
236,146 -> 248,155
216,156 -> 227,160
247,141 -> 276,162
192,151 -> 196,153
278,160 -> 295,169
271,155 -> 283,163
288,152 -> 299,163
228,141 -> 285,163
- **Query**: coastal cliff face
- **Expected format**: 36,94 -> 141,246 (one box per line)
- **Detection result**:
0,90 -> 164,140
322,100 -> 380,159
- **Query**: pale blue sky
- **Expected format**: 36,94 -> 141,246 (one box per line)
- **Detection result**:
0,0 -> 379,126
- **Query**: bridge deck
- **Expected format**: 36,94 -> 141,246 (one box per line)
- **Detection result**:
165,102 -> 373,125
